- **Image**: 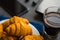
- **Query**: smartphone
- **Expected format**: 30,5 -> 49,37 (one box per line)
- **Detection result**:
0,0 -> 28,16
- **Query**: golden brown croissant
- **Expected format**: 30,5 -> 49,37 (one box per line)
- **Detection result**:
20,21 -> 32,36
22,35 -> 35,40
5,23 -> 21,36
0,31 -> 17,40
33,35 -> 44,40
2,20 -> 10,29
0,24 -> 3,38
19,17 -> 29,24
10,16 -> 20,23
5,22 -> 32,37
15,23 -> 21,36
0,32 -> 8,40
0,16 -> 44,40
1,36 -> 17,40
2,16 -> 29,29
5,24 -> 16,36
8,36 -> 17,40
10,16 -> 29,24
22,35 -> 44,40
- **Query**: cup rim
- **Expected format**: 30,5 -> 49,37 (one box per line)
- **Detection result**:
43,6 -> 60,28
44,18 -> 60,28
44,6 -> 60,14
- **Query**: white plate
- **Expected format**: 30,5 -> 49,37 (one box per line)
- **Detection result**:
0,19 -> 40,35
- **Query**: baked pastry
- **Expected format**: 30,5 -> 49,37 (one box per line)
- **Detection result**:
22,35 -> 44,40
5,22 -> 32,37
0,32 -> 8,40
0,16 -> 44,40
5,23 -> 21,36
8,36 -> 17,40
2,20 -> 10,29
0,24 -> 3,38
10,16 -> 29,24
1,36 -> 17,40
20,21 -> 32,36
2,16 -> 29,29
33,35 -> 44,40
0,31 -> 17,40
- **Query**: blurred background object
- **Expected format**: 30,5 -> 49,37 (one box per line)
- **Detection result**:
0,0 -> 42,17
0,0 -> 28,16
36,0 -> 60,14
0,7 -> 11,18
0,0 -> 43,22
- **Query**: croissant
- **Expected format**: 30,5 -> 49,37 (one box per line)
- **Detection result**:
22,35 -> 44,40
10,16 -> 29,24
0,24 -> 3,38
5,23 -> 21,36
22,35 -> 35,40
5,22 -> 32,37
0,32 -> 8,40
2,16 -> 29,29
8,36 -> 17,40
20,21 -> 32,36
2,20 -> 10,29
1,36 -> 17,40
33,35 -> 44,40
0,31 -> 18,40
